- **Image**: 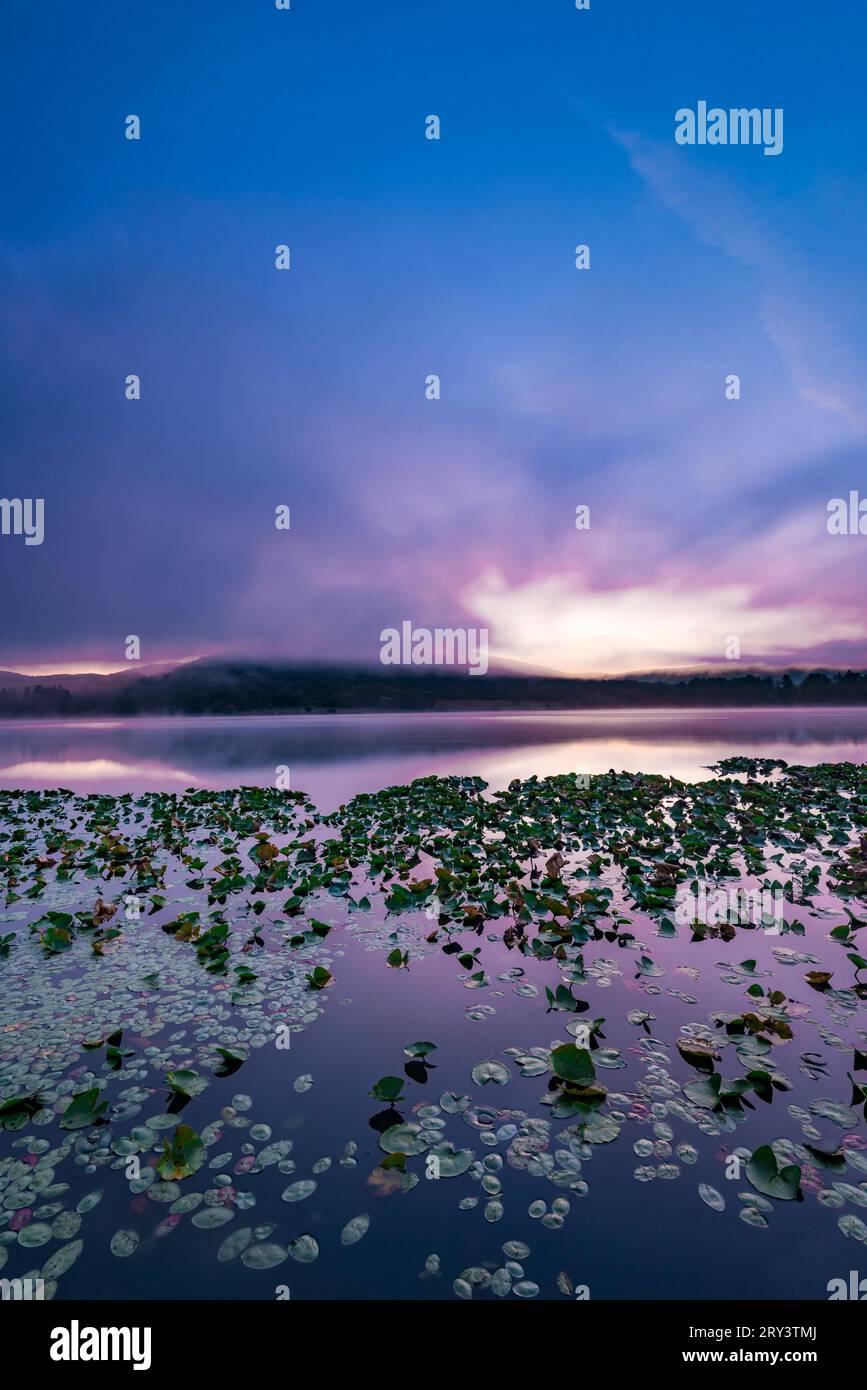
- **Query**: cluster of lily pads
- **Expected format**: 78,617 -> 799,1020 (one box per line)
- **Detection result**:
1,759 -> 866,1299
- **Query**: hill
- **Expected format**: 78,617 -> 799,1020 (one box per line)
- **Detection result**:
1,661 -> 867,717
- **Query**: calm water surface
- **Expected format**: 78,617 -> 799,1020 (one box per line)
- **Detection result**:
1,708 -> 866,806
2,710 -> 865,1302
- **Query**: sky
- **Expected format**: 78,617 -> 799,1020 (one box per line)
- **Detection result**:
2,0 -> 866,677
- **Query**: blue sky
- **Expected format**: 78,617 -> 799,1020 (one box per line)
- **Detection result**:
2,0 -> 866,674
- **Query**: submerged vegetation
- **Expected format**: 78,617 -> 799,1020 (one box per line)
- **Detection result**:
1,758 -> 866,1298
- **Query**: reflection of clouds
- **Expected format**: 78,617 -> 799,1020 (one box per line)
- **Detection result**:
0,759 -> 197,784
0,712 -> 864,808
466,738 -> 866,789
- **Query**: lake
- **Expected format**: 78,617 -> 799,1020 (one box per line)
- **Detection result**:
2,707 -> 867,806
1,711 -> 866,1304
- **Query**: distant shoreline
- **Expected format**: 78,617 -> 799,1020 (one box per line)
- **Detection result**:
3,699 -> 867,724
2,662 -> 867,719
5,706 -> 867,728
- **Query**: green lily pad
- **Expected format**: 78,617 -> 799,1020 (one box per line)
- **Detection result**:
110,1229 -> 140,1258
192,1206 -> 234,1229
281,1180 -> 317,1203
288,1233 -> 319,1263
42,1239 -> 84,1280
166,1069 -> 209,1099
157,1124 -> 205,1181
471,1060 -> 511,1086
241,1242 -> 288,1270
379,1123 -> 427,1156
746,1145 -> 802,1202
426,1142 -> 475,1177
59,1088 -> 108,1130
369,1076 -> 404,1103
340,1214 -> 370,1245
549,1044 -> 595,1085
217,1227 -> 253,1262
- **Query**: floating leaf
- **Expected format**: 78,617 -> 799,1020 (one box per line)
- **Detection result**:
746,1145 -> 802,1202
217,1227 -> 253,1263
241,1242 -> 288,1269
288,1233 -> 319,1263
306,966 -> 333,990
549,1044 -> 595,1085
166,1069 -> 209,1099
379,1123 -> 427,1156
340,1214 -> 370,1245
157,1125 -> 205,1181
369,1076 -> 405,1103
281,1180 -> 317,1203
214,1047 -> 247,1078
42,1239 -> 84,1280
426,1142 -> 475,1177
110,1229 -> 140,1259
471,1060 -> 511,1086
59,1088 -> 108,1130
192,1206 -> 234,1229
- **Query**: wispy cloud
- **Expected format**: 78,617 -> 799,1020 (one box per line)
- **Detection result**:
612,129 -> 867,433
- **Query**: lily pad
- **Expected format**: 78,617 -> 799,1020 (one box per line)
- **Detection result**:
288,1233 -> 319,1263
426,1142 -> 475,1177
379,1123 -> 427,1156
217,1228 -> 253,1262
340,1214 -> 370,1245
471,1061 -> 511,1086
241,1242 -> 288,1270
281,1180 -> 317,1203
746,1145 -> 802,1202
110,1229 -> 140,1259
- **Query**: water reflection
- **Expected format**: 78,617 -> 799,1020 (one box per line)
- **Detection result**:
0,709 -> 865,809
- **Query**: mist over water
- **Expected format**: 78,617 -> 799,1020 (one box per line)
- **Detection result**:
1,708 -> 866,808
